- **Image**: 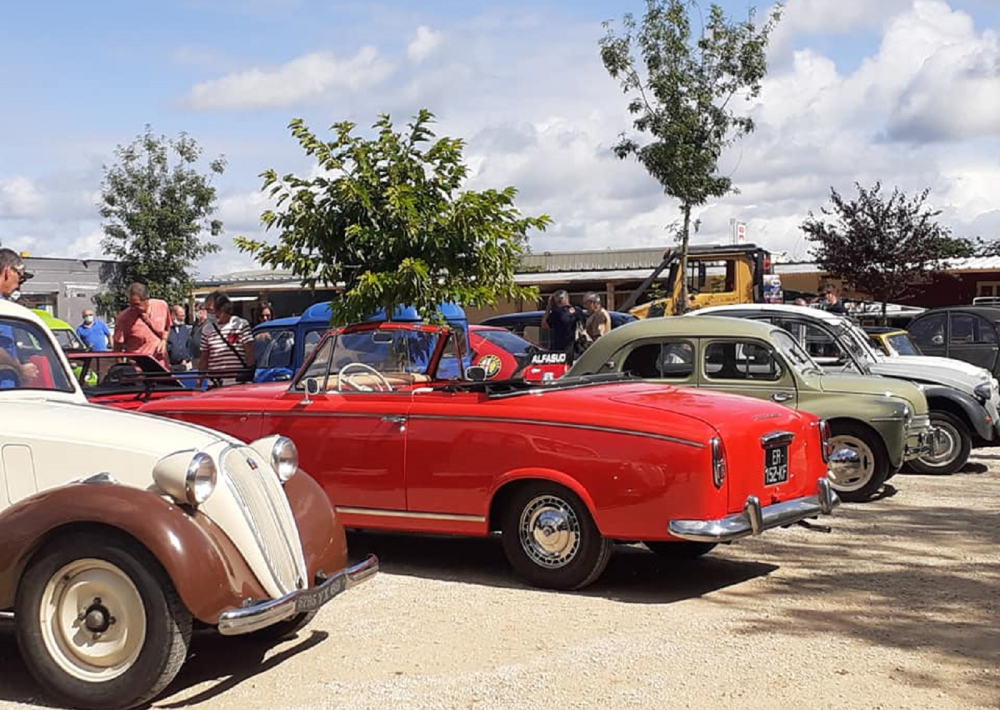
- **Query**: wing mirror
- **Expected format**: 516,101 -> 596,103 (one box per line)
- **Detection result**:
465,365 -> 487,382
305,378 -> 321,395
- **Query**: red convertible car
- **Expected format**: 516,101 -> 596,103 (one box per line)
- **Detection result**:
67,352 -> 202,410
140,321 -> 840,589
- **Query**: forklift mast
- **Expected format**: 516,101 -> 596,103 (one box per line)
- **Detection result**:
620,243 -> 775,317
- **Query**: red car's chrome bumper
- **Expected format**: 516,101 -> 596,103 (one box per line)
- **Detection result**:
667,478 -> 840,543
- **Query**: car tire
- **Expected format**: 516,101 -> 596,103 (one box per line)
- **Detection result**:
501,482 -> 611,590
15,531 -> 192,710
906,411 -> 972,475
248,612 -> 316,643
827,421 -> 890,502
643,541 -> 718,559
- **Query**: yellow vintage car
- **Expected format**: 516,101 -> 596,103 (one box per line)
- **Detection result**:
863,326 -> 923,357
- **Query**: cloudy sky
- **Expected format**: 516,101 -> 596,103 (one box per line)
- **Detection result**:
3,0 -> 1000,277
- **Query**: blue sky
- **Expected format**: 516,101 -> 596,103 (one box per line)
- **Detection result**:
3,0 -> 1000,274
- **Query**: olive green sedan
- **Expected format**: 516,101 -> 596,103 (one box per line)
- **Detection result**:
569,316 -> 934,502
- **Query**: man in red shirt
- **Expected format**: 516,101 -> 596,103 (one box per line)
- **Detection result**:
114,282 -> 171,366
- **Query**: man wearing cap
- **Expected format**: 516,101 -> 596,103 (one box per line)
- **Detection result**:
0,248 -> 39,384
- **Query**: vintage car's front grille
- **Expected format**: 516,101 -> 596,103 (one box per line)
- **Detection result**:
223,447 -> 307,595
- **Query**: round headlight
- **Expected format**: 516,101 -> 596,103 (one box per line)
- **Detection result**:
185,452 -> 217,506
271,436 -> 299,482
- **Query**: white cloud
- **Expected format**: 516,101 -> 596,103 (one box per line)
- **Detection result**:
0,176 -> 45,218
407,25 -> 444,63
186,47 -> 395,110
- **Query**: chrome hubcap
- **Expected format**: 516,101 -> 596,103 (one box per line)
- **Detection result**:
919,423 -> 959,466
827,436 -> 875,492
519,496 -> 581,569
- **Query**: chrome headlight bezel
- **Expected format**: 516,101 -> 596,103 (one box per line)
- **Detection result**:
153,450 -> 218,508
249,434 -> 299,483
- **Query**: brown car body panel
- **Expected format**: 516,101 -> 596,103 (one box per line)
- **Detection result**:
0,474 -> 346,624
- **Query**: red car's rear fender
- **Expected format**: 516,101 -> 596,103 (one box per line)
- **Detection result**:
486,468 -> 600,532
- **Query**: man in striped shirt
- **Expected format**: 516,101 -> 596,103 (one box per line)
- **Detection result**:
196,292 -> 254,387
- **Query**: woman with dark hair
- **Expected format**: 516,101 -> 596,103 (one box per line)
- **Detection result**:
197,293 -> 255,387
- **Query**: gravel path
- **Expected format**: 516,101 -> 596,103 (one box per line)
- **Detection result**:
2,457 -> 998,710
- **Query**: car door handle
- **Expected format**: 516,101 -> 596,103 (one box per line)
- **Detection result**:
380,415 -> 407,424
771,392 -> 791,402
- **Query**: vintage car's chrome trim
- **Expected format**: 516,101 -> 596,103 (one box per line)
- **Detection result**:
667,478 -> 840,543
79,472 -> 118,485
217,554 -> 379,636
760,431 -> 794,449
407,414 -> 707,448
336,506 -> 486,523
0,610 -> 13,621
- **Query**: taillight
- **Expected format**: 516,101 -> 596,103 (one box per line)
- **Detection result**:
818,419 -> 832,463
710,436 -> 726,488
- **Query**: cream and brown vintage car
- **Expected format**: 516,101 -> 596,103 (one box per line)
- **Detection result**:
0,302 -> 378,710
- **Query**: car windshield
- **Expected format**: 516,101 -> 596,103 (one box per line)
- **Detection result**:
837,322 -> 879,365
53,328 -> 87,352
295,327 -> 448,389
885,333 -> 921,356
771,329 -> 824,376
0,316 -> 75,393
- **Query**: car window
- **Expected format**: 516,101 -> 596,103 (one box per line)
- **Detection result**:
909,313 -> 946,348
0,318 -> 75,392
885,333 -> 920,356
303,328 -> 326,360
952,313 -> 996,344
800,322 -> 849,362
295,335 -> 335,389
704,340 -> 784,381
621,341 -> 694,379
255,329 -> 295,369
477,329 -> 533,356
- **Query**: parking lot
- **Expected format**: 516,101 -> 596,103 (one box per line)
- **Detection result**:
1,459 -> 998,710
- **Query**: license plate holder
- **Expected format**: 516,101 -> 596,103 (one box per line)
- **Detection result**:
294,575 -> 346,613
764,445 -> 789,486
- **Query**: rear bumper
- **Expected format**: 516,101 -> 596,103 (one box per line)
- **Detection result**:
218,554 -> 379,636
667,478 -> 840,543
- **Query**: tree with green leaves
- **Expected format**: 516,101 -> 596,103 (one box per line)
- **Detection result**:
600,0 -> 781,313
802,182 -> 977,318
98,126 -> 225,312
235,110 -> 550,325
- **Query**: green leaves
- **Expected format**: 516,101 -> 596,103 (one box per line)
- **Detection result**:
98,126 -> 225,311
803,182 -> 977,314
238,110 -> 548,324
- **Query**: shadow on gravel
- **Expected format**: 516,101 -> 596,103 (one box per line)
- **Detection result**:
347,530 -> 777,604
0,620 -> 327,709
719,501 -> 1000,706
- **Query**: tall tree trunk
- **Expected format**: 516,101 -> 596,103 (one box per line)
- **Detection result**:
677,203 -> 691,315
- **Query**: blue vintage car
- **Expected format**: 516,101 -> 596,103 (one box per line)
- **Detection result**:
252,301 -> 471,382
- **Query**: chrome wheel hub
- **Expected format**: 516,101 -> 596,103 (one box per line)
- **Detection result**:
920,424 -> 958,466
827,436 -> 875,492
519,496 -> 581,569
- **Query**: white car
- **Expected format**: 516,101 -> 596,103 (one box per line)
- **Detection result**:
0,302 -> 377,710
692,303 -> 999,474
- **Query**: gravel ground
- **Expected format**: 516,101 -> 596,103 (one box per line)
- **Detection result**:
1,456 -> 998,710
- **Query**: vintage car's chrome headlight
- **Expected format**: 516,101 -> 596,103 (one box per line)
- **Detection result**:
974,382 -> 992,402
250,435 -> 299,483
153,451 -> 218,507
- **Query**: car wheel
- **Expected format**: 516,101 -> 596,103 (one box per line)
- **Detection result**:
501,482 -> 611,590
643,541 -> 717,559
15,531 -> 192,710
827,421 -> 890,502
907,411 -> 972,475
248,612 -> 316,644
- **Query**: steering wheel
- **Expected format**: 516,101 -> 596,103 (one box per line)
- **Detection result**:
0,363 -> 22,387
337,362 -> 393,393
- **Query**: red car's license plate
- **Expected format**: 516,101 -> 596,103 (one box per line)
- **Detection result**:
295,575 -> 346,613
764,445 -> 789,486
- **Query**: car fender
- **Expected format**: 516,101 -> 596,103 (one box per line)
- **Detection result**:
922,385 -> 995,441
283,468 -> 349,580
0,481 -> 267,624
487,468 -> 600,531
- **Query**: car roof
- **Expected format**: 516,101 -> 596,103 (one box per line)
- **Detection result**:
913,306 -> 1000,320
31,308 -> 74,330
694,303 -> 847,324
587,315 -> 779,354
0,301 -> 49,330
863,326 -> 904,334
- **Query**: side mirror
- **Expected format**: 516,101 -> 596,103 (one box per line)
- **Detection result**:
305,378 -> 321,395
466,365 -> 487,382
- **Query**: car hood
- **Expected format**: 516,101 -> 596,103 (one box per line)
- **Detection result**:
870,355 -> 990,393
813,372 -> 928,413
0,398 -> 235,493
